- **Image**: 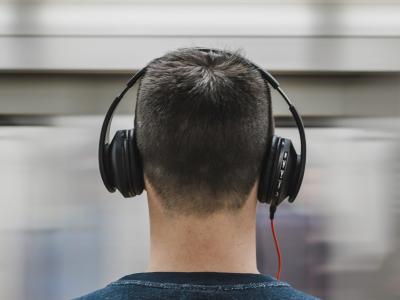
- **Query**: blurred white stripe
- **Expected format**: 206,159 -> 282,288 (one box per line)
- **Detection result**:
0,4 -> 400,36
1,3 -> 400,71
2,36 -> 400,72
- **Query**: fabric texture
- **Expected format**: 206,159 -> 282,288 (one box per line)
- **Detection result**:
73,272 -> 319,300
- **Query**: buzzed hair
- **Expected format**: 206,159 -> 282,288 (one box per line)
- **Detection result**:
136,48 -> 274,216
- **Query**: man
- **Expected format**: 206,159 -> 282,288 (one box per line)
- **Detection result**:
76,48 -> 317,299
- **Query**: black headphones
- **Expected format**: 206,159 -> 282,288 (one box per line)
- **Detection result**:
99,48 -> 306,214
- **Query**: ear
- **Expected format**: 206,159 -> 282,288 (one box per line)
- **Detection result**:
248,181 -> 260,205
143,175 -> 151,192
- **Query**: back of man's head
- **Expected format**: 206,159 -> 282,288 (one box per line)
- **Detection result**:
136,48 -> 274,216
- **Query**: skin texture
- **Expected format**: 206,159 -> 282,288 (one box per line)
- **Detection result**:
145,177 -> 260,274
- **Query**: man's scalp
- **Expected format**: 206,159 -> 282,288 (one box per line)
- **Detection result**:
136,48 -> 274,216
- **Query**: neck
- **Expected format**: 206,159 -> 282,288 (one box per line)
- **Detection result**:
146,191 -> 259,274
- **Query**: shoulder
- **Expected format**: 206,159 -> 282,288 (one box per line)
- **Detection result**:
218,279 -> 319,300
72,283 -> 134,300
264,284 -> 320,300
72,287 -> 110,300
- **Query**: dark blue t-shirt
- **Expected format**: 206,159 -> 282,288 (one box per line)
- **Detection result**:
74,272 -> 319,300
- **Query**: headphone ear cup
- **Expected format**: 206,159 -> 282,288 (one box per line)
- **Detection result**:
127,129 -> 144,196
274,138 -> 298,206
106,129 -> 144,198
109,130 -> 133,197
258,136 -> 299,206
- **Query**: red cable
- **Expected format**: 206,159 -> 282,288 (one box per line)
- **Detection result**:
270,219 -> 282,280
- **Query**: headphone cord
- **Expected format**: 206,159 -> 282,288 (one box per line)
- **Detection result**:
269,205 -> 282,280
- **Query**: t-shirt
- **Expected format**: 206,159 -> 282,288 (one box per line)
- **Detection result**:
74,272 -> 319,300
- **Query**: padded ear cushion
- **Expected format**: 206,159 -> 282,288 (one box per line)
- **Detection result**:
258,135 -> 280,203
122,130 -> 135,196
126,129 -> 144,196
99,142 -> 116,193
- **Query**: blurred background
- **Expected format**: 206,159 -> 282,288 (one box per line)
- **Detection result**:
1,0 -> 400,299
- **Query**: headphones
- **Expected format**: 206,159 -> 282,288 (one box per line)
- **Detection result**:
99,48 -> 306,214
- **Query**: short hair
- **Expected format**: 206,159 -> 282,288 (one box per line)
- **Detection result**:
136,48 -> 274,216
